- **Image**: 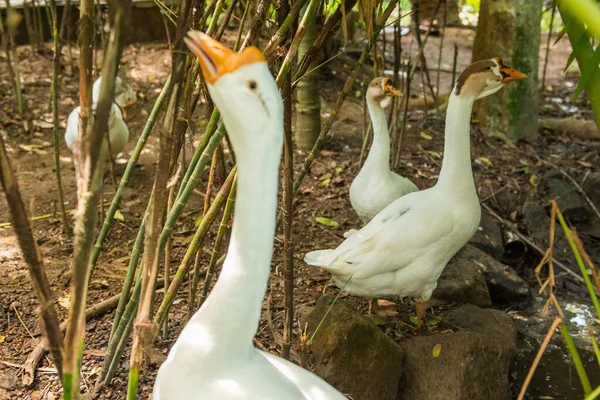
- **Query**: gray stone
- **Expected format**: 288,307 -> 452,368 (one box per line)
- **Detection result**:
398,305 -> 517,400
461,244 -> 530,305
303,296 -> 404,400
470,208 -> 504,261
434,248 -> 492,308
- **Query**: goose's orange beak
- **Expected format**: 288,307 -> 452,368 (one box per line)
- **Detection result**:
384,81 -> 401,97
184,31 -> 266,84
500,67 -> 527,84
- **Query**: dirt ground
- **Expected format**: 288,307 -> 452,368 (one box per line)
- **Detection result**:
0,25 -> 598,399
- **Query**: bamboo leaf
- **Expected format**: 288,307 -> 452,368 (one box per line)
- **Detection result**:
565,28 -> 590,72
573,46 -> 600,100
432,343 -> 442,358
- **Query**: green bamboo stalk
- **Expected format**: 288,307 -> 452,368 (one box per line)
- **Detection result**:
198,176 -> 237,308
89,74 -> 173,277
159,123 -> 226,261
560,323 -> 592,395
48,0 -> 70,234
216,0 -> 239,40
105,203 -> 148,349
275,0 -> 321,86
585,385 -> 600,400
154,166 -> 236,327
206,0 -> 227,35
234,0 -> 252,51
556,209 -> 600,320
176,109 -> 220,200
263,0 -> 310,59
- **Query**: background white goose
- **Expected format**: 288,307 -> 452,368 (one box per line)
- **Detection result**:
64,102 -> 129,158
305,58 -> 526,329
153,31 -> 346,400
92,75 -> 137,117
349,77 -> 418,225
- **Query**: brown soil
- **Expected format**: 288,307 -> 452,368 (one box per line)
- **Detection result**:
0,27 -> 597,399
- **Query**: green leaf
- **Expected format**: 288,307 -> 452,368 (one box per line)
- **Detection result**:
573,46 -> 600,100
315,217 -> 339,227
114,210 -> 125,222
565,26 -> 590,71
420,131 -> 433,140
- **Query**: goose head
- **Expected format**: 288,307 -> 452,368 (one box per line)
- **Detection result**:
367,77 -> 401,108
455,57 -> 527,100
92,76 -> 138,118
185,31 -> 283,156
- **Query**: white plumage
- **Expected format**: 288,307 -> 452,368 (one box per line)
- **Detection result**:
349,77 -> 418,224
153,31 -> 346,400
305,58 -> 527,328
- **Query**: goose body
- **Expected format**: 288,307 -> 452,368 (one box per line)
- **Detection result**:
305,58 -> 527,327
153,31 -> 346,400
349,78 -> 418,224
64,103 -> 129,158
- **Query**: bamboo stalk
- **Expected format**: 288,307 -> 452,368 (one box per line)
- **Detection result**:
0,132 -> 64,379
540,4 -> 556,91
216,0 -> 239,40
89,74 -> 174,277
278,0 -> 294,361
560,323 -> 592,395
63,2 -> 132,398
48,0 -> 70,235
263,0 -> 310,59
128,1 -> 193,396
154,167 -> 236,327
2,0 -> 24,113
198,177 -> 236,309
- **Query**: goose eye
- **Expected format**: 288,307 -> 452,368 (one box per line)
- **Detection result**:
248,80 -> 258,90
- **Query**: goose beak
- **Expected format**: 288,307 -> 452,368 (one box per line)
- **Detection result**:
185,31 -> 237,84
384,82 -> 401,97
500,68 -> 527,84
121,102 -> 136,118
184,30 -> 265,85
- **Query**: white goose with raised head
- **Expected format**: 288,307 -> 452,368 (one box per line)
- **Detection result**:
349,77 -> 418,225
153,31 -> 346,400
305,58 -> 527,329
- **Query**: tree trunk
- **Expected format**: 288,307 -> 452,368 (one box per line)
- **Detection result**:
294,5 -> 320,150
472,0 -> 541,142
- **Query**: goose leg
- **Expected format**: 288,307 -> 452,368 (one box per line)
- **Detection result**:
415,300 -> 425,332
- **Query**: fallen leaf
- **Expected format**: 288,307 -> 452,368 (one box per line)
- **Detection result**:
577,160 -> 592,168
529,174 -> 538,186
33,120 -> 53,129
315,217 -> 339,228
114,209 -> 125,222
58,293 -> 70,309
419,131 -> 433,140
320,177 -> 331,187
0,335 -> 5,343
479,157 -> 492,167
432,343 -> 442,358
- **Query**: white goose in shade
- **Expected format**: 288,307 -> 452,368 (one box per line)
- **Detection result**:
305,58 -> 526,329
64,102 -> 129,158
349,77 -> 418,225
92,75 -> 138,117
153,31 -> 346,400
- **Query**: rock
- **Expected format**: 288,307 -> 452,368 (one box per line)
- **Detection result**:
542,171 -> 588,223
303,296 -> 404,400
398,305 -> 517,400
470,208 -> 504,261
433,248 -> 492,308
582,172 -> 600,209
461,245 -> 530,305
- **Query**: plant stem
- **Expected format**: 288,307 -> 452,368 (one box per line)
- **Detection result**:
0,133 -> 64,378
154,167 -> 236,327
561,323 -> 592,395
48,0 -> 70,234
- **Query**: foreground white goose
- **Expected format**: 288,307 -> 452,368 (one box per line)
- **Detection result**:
92,75 -> 137,117
153,31 -> 346,400
305,58 -> 526,329
64,102 -> 129,158
349,77 -> 418,225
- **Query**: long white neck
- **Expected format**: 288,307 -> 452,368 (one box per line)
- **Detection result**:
437,92 -> 476,193
362,97 -> 391,173
187,142 -> 281,354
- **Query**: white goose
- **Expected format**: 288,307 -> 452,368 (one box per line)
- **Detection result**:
305,58 -> 526,329
92,75 -> 138,117
65,76 -> 136,158
64,102 -> 129,158
349,77 -> 418,225
153,31 -> 347,400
